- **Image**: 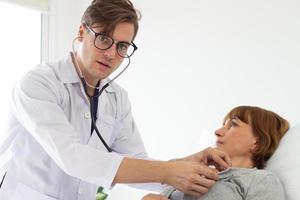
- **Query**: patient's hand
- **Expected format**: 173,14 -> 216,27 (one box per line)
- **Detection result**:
142,193 -> 169,200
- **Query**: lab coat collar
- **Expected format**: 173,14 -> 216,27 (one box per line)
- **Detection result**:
59,52 -> 115,93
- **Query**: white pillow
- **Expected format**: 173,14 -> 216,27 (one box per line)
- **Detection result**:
266,123 -> 300,200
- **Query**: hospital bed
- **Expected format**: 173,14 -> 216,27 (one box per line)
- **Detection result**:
266,124 -> 300,200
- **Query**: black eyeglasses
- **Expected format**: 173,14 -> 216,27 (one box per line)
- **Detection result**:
84,24 -> 138,58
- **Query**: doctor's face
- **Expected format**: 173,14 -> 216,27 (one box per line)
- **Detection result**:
77,22 -> 135,84
214,117 -> 257,159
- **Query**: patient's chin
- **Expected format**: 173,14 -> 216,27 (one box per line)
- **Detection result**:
215,146 -> 231,156
215,145 -> 225,151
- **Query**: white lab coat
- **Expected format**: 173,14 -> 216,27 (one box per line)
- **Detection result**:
0,53 -> 150,200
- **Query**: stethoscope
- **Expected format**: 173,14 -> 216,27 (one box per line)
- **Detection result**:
71,37 -> 131,152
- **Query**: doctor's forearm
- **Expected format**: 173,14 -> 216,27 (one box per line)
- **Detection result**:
113,157 -> 219,198
113,157 -> 169,184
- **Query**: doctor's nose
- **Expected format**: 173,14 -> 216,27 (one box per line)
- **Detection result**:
103,45 -> 117,59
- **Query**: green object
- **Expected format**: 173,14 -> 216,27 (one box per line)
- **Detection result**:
96,186 -> 108,200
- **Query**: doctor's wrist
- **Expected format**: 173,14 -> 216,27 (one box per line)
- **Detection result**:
159,160 -> 181,185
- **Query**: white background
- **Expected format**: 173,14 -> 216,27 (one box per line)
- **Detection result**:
31,0 -> 300,199
0,2 -> 41,135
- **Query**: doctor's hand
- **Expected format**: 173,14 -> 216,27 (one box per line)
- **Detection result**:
162,159 -> 218,198
141,193 -> 168,200
182,147 -> 231,172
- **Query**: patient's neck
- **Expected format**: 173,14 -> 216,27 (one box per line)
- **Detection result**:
230,156 -> 254,168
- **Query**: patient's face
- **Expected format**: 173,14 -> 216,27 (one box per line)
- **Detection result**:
214,117 -> 257,159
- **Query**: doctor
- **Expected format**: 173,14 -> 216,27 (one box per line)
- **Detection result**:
0,0 -> 231,199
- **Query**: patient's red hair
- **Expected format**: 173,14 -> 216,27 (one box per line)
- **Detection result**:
224,106 -> 289,169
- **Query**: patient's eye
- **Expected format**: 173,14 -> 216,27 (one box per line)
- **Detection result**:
224,119 -> 237,129
229,120 -> 238,128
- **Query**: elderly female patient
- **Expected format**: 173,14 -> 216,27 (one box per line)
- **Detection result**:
143,106 -> 289,200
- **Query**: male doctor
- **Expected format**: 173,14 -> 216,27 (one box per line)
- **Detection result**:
0,0 -> 231,199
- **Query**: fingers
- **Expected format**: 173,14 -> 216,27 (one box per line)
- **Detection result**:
180,147 -> 231,171
165,160 -> 218,197
186,183 -> 210,198
194,174 -> 216,188
214,148 -> 231,166
203,147 -> 231,170
197,165 -> 218,181
177,173 -> 215,197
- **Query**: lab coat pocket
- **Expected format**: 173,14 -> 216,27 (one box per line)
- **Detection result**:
96,114 -> 116,145
13,182 -> 58,200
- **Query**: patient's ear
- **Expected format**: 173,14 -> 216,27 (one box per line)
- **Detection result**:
250,139 -> 258,153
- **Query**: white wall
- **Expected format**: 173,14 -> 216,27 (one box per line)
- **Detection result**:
47,0 -> 82,61
49,0 -> 300,199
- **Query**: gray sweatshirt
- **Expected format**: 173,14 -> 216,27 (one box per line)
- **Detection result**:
161,168 -> 286,200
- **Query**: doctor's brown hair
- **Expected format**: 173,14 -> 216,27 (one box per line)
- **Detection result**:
223,106 -> 289,169
81,0 -> 140,40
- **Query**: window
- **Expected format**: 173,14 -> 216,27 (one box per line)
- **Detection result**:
0,1 -> 41,136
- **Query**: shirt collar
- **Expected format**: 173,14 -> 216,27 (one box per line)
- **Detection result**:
59,52 -> 115,93
218,167 -> 257,180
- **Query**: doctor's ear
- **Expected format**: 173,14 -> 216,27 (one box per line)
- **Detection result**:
77,24 -> 86,42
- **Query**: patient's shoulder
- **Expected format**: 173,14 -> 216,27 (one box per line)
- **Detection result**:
253,169 -> 281,182
245,169 -> 286,200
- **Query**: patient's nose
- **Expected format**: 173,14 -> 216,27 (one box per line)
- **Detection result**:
215,127 -> 225,137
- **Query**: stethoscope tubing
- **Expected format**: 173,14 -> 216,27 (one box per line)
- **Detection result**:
71,43 -> 131,152
72,36 -> 131,152
88,81 -> 112,152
